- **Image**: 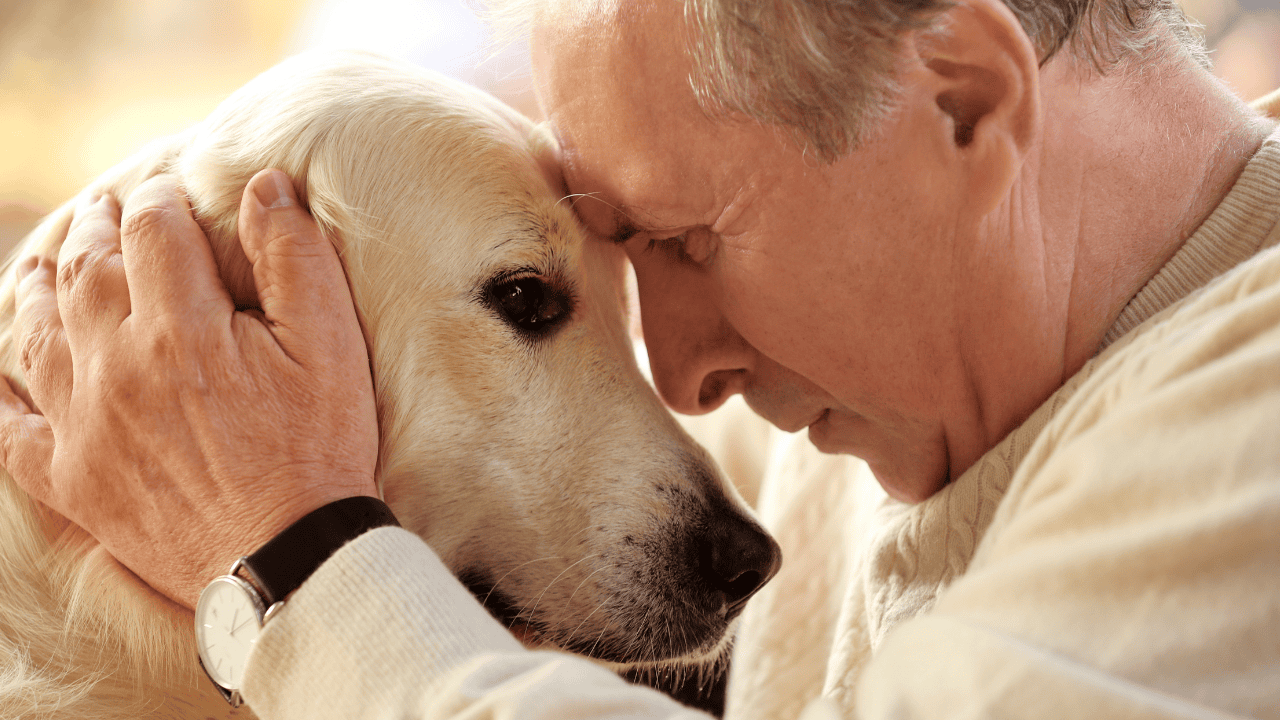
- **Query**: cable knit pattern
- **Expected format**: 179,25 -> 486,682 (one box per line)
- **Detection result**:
817,355 -> 1094,710
725,434 -> 879,720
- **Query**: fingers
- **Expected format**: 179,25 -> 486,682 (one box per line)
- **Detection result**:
118,174 -> 233,326
237,169 -> 366,366
0,376 -> 55,504
13,257 -> 72,426
56,193 -> 130,347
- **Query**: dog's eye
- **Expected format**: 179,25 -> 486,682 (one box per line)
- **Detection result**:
489,276 -> 570,335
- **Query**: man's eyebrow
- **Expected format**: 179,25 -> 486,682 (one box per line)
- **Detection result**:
609,220 -> 641,245
564,193 -> 643,244
602,202 -> 646,244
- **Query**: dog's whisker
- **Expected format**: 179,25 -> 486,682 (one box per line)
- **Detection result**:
555,191 -> 606,212
585,622 -> 611,661
480,555 -> 564,609
525,552 -> 600,622
564,565 -> 608,608
567,592 -> 614,644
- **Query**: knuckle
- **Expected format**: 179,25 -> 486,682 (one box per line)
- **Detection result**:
16,327 -> 61,386
262,221 -> 333,259
80,344 -> 143,407
119,201 -> 175,242
56,248 -> 116,300
55,250 -> 87,290
16,340 -> 36,378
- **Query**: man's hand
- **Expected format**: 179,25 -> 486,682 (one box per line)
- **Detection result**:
0,169 -> 379,609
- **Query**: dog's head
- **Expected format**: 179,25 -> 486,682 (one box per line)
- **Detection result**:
96,51 -> 782,669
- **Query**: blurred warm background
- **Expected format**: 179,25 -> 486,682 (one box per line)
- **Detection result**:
0,0 -> 1277,254
0,0 -> 538,253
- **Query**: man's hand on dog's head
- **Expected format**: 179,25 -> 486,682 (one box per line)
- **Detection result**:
0,169 -> 379,609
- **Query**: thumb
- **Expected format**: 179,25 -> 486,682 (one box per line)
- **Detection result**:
0,376 -> 55,505
237,169 -> 366,367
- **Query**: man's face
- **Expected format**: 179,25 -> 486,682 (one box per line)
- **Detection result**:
532,1 -> 1009,502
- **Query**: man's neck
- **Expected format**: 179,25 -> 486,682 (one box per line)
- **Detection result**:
951,47 -> 1275,477
1034,50 -> 1276,379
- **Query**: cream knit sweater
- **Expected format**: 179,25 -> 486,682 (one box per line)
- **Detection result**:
240,126 -> 1280,720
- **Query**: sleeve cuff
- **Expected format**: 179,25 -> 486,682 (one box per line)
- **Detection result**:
241,526 -> 523,718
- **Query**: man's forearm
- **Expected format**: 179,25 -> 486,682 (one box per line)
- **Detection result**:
243,527 -> 710,720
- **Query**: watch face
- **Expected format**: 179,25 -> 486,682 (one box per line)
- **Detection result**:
195,576 -> 264,691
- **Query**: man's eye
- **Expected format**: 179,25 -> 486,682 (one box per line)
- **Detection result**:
645,230 -> 713,265
645,233 -> 691,259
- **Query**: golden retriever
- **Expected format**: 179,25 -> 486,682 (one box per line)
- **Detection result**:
0,50 -> 779,719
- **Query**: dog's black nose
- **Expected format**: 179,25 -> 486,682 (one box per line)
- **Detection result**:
695,514 -> 782,618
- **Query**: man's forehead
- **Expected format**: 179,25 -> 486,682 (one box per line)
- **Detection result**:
535,0 -> 709,241
540,0 -> 626,29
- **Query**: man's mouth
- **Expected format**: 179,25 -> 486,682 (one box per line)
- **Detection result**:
807,408 -> 842,452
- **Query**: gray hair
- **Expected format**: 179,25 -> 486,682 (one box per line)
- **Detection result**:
684,0 -> 1207,161
488,0 -> 1207,161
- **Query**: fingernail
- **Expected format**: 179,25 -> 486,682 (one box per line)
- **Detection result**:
254,170 -> 296,210
15,256 -> 38,280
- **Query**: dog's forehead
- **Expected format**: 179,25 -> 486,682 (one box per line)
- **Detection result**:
216,53 -> 595,297
457,138 -> 582,260
509,196 -> 578,250
445,157 -> 586,272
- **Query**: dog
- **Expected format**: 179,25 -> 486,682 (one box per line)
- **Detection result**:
0,50 -> 780,719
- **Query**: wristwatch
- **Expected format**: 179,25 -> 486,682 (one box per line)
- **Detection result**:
193,496 -> 400,707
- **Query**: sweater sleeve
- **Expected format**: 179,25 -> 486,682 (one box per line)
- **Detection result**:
240,527 -> 711,720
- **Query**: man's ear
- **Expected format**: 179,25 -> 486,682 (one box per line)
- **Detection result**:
907,0 -> 1040,213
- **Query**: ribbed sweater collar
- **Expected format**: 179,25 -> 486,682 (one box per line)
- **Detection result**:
1100,126 -> 1280,351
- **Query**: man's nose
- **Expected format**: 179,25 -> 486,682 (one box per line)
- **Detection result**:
634,262 -> 753,415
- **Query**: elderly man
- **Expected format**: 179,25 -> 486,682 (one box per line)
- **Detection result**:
2,0 -> 1278,716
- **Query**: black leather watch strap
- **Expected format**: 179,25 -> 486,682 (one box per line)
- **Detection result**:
240,496 -> 400,606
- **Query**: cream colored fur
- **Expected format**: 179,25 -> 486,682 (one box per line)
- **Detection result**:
0,51 -> 760,719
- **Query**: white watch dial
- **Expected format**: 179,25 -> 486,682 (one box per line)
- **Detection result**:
195,576 -> 264,691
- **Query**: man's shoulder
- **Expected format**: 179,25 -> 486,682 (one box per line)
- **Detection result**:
989,238 -> 1280,541
1086,236 -> 1280,412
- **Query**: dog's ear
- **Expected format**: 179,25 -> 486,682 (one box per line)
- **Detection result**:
173,63 -> 358,309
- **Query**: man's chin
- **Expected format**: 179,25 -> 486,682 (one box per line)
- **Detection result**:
806,408 -> 860,454
872,467 -> 947,504
807,413 -> 948,504
806,410 -> 836,451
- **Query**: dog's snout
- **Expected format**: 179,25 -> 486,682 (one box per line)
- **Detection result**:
696,515 -> 782,618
